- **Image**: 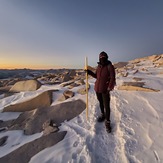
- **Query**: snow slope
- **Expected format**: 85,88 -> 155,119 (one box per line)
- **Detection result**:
0,58 -> 163,163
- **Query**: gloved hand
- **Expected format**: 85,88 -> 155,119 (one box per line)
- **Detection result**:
107,86 -> 114,92
106,87 -> 110,94
107,86 -> 114,93
84,69 -> 92,75
84,69 -> 88,72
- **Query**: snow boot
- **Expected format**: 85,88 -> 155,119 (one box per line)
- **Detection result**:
97,114 -> 105,122
105,120 -> 111,133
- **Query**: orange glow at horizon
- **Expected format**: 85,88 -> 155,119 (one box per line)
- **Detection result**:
0,61 -> 65,70
0,63 -> 65,70
0,52 -> 77,69
0,55 -> 66,69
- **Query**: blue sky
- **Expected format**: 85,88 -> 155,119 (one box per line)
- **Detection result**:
0,0 -> 163,69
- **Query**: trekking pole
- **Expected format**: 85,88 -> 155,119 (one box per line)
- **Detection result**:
85,57 -> 89,120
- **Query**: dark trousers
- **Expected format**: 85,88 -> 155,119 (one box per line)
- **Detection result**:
96,92 -> 110,121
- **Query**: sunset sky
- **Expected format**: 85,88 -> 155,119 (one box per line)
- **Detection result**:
0,0 -> 163,69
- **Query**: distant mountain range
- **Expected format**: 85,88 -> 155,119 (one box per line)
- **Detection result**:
0,68 -> 79,79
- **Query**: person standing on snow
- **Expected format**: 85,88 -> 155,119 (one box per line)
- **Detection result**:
86,51 -> 116,133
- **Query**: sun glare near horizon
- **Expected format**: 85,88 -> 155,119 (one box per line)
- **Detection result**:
0,63 -> 67,70
0,60 -> 67,70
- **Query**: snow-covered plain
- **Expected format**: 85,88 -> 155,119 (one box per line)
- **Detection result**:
0,58 -> 163,163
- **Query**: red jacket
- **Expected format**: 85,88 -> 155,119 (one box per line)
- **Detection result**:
89,61 -> 116,93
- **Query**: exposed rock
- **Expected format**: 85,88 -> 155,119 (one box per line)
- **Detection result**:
10,79 -> 42,92
38,73 -> 62,85
43,73 -> 56,79
147,54 -> 160,61
76,79 -> 85,85
76,70 -> 83,75
77,84 -> 90,95
0,120 -> 14,128
43,126 -> 59,136
113,62 -> 128,69
133,69 -> 139,74
129,54 -> 163,67
0,132 -> 67,163
153,55 -> 162,62
60,80 -> 74,87
63,90 -> 74,98
122,82 -> 145,87
3,90 -> 54,112
118,82 -> 160,92
0,136 -> 8,146
73,76 -> 81,81
8,99 -> 85,135
58,95 -> 67,101
68,69 -> 77,77
0,87 -> 16,98
133,77 -> 143,81
0,127 -> 8,132
130,59 -> 141,64
0,86 -> 17,98
42,120 -> 57,128
122,72 -> 129,77
0,86 -> 12,96
66,80 -> 85,89
4,92 -> 16,98
154,55 -> 163,67
42,120 -> 59,136
67,83 -> 79,89
58,90 -> 74,101
6,78 -> 23,86
118,85 -> 159,92
62,73 -> 73,82
0,78 -> 21,87
125,64 -> 135,70
158,62 -> 163,67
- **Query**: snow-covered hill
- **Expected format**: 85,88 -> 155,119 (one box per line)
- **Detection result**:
0,54 -> 163,163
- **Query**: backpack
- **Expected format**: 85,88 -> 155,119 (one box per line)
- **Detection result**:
107,63 -> 116,87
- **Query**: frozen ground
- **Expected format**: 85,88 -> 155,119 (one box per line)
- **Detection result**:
0,59 -> 163,163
